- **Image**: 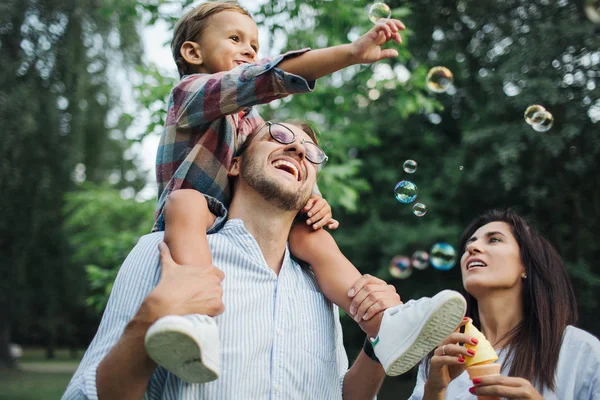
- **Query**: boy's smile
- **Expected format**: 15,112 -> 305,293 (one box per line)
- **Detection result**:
196,11 -> 259,74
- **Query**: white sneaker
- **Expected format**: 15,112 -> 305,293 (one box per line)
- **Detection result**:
144,315 -> 220,384
372,290 -> 467,376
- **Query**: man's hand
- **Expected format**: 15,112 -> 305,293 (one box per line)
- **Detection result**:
347,274 -> 401,323
142,242 -> 225,322
302,194 -> 339,230
470,375 -> 544,399
349,19 -> 406,64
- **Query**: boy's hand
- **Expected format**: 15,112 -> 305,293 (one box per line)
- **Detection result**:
349,19 -> 405,64
302,194 -> 339,230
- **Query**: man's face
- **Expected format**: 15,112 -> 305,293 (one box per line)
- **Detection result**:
235,123 -> 319,212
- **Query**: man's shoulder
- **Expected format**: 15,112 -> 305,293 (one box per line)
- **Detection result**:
128,232 -> 165,261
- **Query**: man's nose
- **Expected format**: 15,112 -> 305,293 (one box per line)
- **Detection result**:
283,139 -> 306,160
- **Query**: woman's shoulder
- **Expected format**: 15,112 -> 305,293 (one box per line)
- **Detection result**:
563,325 -> 600,350
560,325 -> 600,366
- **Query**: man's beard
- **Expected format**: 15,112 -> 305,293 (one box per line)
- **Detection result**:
240,155 -> 312,212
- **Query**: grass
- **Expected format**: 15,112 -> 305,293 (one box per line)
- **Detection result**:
0,348 -> 81,400
0,348 -> 416,399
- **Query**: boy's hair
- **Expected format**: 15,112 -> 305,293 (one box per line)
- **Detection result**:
171,1 -> 253,78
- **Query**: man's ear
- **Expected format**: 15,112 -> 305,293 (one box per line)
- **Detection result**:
228,157 -> 241,177
180,41 -> 203,67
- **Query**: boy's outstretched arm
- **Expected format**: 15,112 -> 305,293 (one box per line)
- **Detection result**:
279,19 -> 405,81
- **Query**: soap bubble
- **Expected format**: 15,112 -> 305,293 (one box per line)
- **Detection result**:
413,203 -> 427,217
389,255 -> 412,279
430,243 -> 456,271
426,67 -> 454,93
524,105 -> 546,125
584,0 -> 600,24
403,159 -> 417,174
394,180 -> 418,204
531,111 -> 554,132
459,165 -> 464,171
369,2 -> 392,23
411,250 -> 430,270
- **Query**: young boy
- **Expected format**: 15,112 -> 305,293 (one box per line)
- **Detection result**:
145,0 -> 467,384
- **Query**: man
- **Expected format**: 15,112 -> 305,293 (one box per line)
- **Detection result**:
63,121 -> 405,400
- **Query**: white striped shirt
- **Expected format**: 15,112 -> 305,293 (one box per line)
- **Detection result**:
63,219 -> 348,400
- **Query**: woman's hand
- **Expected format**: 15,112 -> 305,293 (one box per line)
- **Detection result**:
470,375 -> 544,399
424,319 -> 478,394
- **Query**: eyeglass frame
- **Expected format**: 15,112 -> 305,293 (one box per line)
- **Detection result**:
236,121 -> 328,166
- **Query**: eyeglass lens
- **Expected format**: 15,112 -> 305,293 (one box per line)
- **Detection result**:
269,124 -> 326,164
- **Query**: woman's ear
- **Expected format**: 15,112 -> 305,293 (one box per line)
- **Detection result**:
180,41 -> 203,67
228,157 -> 241,177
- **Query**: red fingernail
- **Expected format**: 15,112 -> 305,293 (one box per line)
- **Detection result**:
458,357 -> 465,363
467,349 -> 475,356
473,378 -> 481,384
463,317 -> 469,321
469,387 -> 475,394
471,338 -> 479,344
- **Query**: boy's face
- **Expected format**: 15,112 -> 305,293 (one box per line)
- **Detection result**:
195,11 -> 259,74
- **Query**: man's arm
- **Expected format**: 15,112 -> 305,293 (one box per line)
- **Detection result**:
342,350 -> 386,400
63,238 -> 224,400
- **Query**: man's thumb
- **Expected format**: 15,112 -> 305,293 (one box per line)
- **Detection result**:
158,242 -> 174,269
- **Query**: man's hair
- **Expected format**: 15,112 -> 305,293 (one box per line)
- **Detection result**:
171,1 -> 252,78
235,120 -> 320,157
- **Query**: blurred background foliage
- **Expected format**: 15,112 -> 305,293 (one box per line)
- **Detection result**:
1,0 -> 599,397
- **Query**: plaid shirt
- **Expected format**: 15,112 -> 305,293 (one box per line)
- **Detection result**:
153,50 -> 315,231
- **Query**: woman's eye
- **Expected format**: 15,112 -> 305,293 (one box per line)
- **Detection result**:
490,237 -> 500,243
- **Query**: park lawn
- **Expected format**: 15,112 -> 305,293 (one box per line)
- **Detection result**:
0,368 -> 73,400
0,347 -> 81,400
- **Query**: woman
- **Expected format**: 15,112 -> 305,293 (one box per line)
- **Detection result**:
409,209 -> 600,399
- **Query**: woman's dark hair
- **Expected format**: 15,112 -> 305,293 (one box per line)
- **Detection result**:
425,209 -> 578,391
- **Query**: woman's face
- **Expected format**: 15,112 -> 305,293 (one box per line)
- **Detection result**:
460,221 -> 526,296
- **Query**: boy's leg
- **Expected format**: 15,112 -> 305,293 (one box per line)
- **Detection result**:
163,189 -> 216,266
289,223 -> 383,337
145,190 -> 220,384
289,223 -> 467,376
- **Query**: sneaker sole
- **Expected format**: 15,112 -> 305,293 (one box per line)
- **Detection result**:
382,291 -> 466,376
145,324 -> 219,384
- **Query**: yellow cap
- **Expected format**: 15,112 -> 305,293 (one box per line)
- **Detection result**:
463,319 -> 498,367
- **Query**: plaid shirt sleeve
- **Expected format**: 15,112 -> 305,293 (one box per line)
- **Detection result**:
166,48 -> 315,130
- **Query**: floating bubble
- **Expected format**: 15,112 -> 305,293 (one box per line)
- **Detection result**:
524,105 -> 546,125
413,203 -> 427,217
368,2 -> 392,23
394,180 -> 418,204
389,255 -> 412,279
426,66 -> 454,93
531,110 -> 554,132
459,165 -> 464,171
411,250 -> 430,270
403,159 -> 417,174
584,0 -> 600,24
430,243 -> 457,271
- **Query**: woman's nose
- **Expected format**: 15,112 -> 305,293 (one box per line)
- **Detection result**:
466,241 -> 482,254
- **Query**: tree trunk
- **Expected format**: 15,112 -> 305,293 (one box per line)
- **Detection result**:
0,317 -> 15,368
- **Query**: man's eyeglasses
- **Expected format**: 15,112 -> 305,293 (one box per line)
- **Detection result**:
264,121 -> 328,165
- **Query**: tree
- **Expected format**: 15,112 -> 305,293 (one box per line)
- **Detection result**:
0,0 -> 145,366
